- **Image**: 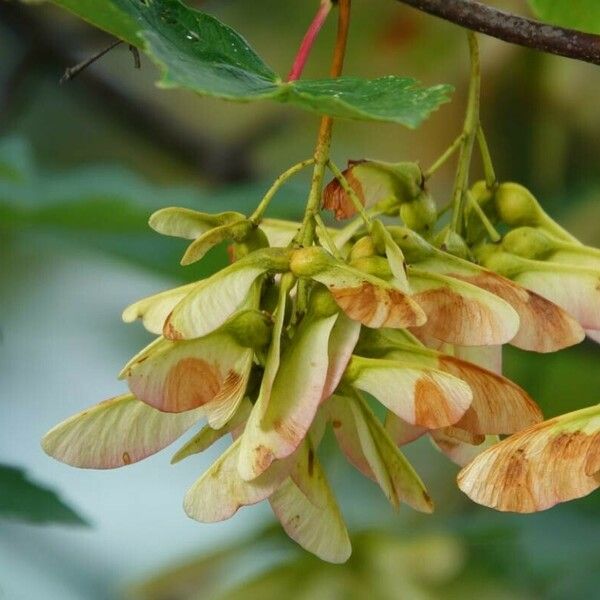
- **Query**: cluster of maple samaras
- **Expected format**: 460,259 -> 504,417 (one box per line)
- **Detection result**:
43,160 -> 599,563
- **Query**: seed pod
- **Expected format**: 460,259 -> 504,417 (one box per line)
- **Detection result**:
399,192 -> 437,233
495,182 -> 543,227
226,309 -> 273,349
349,256 -> 393,280
228,226 -> 269,262
387,226 -> 435,263
349,236 -> 377,262
433,227 -> 470,260
502,227 -> 559,260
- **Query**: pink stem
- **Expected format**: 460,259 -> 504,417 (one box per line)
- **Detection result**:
287,1 -> 332,82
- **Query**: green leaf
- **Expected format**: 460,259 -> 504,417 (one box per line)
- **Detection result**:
287,77 -> 452,127
50,0 -> 148,46
0,464 -> 88,525
48,0 -> 452,126
529,1 -> 600,34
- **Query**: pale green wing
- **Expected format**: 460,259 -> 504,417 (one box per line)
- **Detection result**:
183,437 -> 293,523
181,220 -> 252,266
164,249 -> 289,340
171,400 -> 252,464
260,218 -> 302,247
122,282 -> 197,334
238,277 -> 292,480
329,394 -> 433,512
372,220 -> 410,291
321,313 -> 361,402
239,313 -> 337,480
42,394 -> 203,469
269,457 -> 351,564
149,207 -> 243,239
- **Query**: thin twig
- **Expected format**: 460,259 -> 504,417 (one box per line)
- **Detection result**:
450,32 -> 480,236
394,0 -> 600,66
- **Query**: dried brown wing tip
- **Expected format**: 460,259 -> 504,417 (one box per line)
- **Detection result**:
322,167 -> 365,220
439,355 -> 543,435
584,433 -> 600,477
452,271 -> 585,352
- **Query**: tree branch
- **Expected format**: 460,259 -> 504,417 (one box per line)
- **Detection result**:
395,0 -> 600,66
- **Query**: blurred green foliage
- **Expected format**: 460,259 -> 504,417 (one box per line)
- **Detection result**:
529,0 -> 600,34
0,464 -> 87,525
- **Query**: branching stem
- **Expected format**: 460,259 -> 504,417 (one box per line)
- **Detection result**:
477,125 -> 496,189
424,133 -> 465,180
295,0 -> 351,314
250,158 -> 314,223
466,190 -> 500,242
450,32 -> 480,236
297,0 -> 351,248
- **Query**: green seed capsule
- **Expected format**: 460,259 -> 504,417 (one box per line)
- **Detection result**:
309,285 -> 340,318
349,236 -> 376,261
433,227 -> 469,260
495,182 -> 543,227
386,226 -> 434,263
229,226 -> 269,261
502,226 -> 559,259
226,309 -> 272,349
399,192 -> 437,233
349,256 -> 392,280
289,246 -> 331,277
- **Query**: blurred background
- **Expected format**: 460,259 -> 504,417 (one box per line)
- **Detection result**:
1,0 -> 599,598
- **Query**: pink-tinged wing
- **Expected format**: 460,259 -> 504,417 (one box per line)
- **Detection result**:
123,334 -> 251,415
439,355 -> 543,435
346,356 -> 472,429
452,272 -> 584,353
